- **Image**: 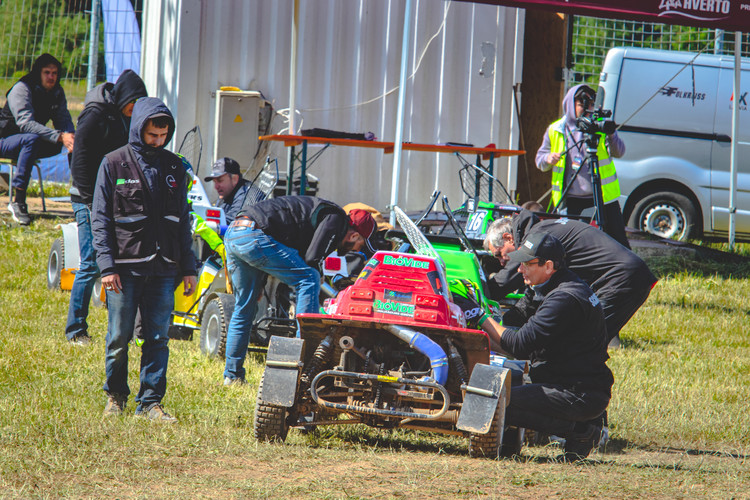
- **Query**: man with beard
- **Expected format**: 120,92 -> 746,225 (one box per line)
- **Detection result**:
92,97 -> 197,422
1,53 -> 75,225
222,197 -> 377,385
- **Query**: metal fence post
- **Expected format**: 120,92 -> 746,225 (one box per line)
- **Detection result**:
87,0 -> 101,91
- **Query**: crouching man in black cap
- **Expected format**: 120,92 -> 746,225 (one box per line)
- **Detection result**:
478,231 -> 613,461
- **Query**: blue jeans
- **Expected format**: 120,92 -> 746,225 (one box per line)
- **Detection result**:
0,133 -> 61,190
223,225 -> 320,380
103,274 -> 175,408
65,202 -> 100,340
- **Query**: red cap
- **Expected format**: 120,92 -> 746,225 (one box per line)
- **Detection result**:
348,209 -> 377,254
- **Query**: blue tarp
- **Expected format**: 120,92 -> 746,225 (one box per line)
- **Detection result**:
0,150 -> 70,183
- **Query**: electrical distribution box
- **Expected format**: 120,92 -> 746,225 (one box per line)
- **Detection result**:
213,89 -> 264,170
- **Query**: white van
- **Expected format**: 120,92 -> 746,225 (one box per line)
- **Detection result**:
597,47 -> 749,241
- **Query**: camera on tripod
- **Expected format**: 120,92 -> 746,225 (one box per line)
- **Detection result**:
576,108 -> 617,135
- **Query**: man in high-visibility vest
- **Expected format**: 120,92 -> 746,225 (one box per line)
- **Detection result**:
536,84 -> 629,248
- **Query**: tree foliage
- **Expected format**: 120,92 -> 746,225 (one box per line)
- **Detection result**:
0,0 -> 97,80
570,17 -> 726,84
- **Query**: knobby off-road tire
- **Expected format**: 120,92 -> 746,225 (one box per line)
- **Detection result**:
47,237 -> 64,290
253,373 -> 289,442
199,293 -> 234,358
468,391 -> 507,459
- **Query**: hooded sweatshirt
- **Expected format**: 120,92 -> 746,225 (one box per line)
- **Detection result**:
70,69 -> 148,205
91,97 -> 196,278
535,84 -> 625,199
0,53 -> 74,141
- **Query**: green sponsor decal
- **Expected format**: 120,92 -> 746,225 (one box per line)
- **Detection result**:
383,254 -> 429,269
116,179 -> 125,185
374,299 -> 415,317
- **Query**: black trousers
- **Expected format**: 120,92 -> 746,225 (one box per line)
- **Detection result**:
505,383 -> 610,438
598,282 -> 654,342
566,198 -> 631,249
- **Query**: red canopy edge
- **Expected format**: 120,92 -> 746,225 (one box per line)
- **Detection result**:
460,0 -> 750,33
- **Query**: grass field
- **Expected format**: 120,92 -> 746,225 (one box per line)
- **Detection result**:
1,213 -> 749,499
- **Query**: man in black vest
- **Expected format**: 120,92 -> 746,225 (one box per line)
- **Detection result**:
64,69 -> 147,345
92,97 -> 197,423
1,53 -> 75,225
483,232 -> 613,461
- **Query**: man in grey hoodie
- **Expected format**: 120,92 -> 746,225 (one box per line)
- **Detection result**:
536,84 -> 629,248
64,69 -> 148,345
0,53 -> 75,225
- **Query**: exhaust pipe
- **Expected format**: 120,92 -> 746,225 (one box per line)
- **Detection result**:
386,325 -> 449,386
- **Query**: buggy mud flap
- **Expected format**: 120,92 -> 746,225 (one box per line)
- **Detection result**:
258,336 -> 305,407
456,364 -> 511,434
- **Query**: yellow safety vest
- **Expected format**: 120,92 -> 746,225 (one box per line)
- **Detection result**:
548,117 -> 620,207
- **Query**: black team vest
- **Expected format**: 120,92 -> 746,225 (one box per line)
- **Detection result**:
104,145 -> 186,266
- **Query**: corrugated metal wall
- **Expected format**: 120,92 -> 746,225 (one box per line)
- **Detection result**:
141,0 -> 524,212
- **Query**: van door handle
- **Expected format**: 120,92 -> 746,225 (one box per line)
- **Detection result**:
715,134 -> 731,143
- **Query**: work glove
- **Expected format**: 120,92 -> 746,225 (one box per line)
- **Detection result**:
449,279 -> 488,330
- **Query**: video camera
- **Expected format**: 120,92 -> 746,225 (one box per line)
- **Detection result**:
576,107 -> 617,135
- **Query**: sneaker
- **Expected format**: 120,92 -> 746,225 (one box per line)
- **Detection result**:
69,333 -> 92,346
135,403 -> 177,423
223,376 -> 246,387
563,423 -> 602,461
8,201 -> 31,225
103,393 -> 127,417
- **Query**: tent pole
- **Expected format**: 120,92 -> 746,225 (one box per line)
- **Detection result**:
729,32 -> 740,249
389,0 -> 413,226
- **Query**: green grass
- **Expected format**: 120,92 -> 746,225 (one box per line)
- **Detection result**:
1,214 -> 749,498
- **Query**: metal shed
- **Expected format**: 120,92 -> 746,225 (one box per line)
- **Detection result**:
141,0 -> 524,211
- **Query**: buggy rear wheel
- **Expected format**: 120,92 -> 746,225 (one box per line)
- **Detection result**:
92,278 -> 106,308
468,391 -> 507,459
47,237 -> 63,290
253,373 -> 289,442
199,293 -> 233,358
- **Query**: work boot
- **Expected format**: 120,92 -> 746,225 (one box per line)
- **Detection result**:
103,393 -> 127,417
8,201 -> 31,225
563,422 -> 602,462
135,403 -> 177,424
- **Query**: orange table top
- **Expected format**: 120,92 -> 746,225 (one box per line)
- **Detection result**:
259,134 -> 524,160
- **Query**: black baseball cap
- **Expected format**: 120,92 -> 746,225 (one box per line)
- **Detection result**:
204,157 -> 241,181
506,232 -> 566,265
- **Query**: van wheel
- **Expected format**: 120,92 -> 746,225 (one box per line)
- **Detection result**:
629,191 -> 699,241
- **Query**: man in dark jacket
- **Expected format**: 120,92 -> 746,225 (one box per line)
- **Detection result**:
483,232 -> 613,461
1,53 -> 75,225
222,197 -> 378,384
92,97 -> 197,422
64,69 -> 147,345
485,209 -> 657,348
203,156 -> 262,225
